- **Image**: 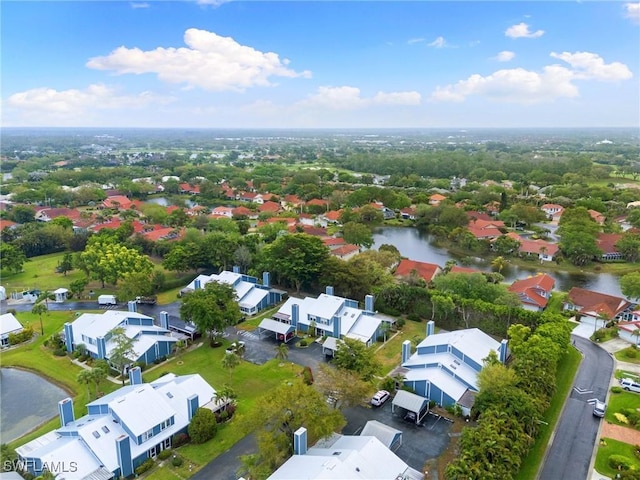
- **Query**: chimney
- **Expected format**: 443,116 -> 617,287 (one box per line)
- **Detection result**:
364,294 -> 374,314
97,336 -> 107,360
64,322 -> 74,353
127,300 -> 137,313
115,435 -> 133,477
187,394 -> 199,421
401,340 -> 411,364
58,398 -> 74,427
499,339 -> 509,363
159,311 -> 170,330
129,366 -> 142,385
333,315 -> 341,339
291,304 -> 299,329
294,427 -> 308,455
426,320 -> 435,337
194,279 -> 201,290
233,265 -> 240,274
326,286 -> 334,296
263,271 -> 270,288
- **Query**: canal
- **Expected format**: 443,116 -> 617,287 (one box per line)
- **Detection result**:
372,226 -> 624,297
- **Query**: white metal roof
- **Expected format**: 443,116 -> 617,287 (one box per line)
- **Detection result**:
346,315 -> 380,343
403,352 -> 480,390
307,293 -> 346,321
259,318 -> 295,335
268,435 -> 411,480
0,313 -> 22,336
404,367 -> 469,402
391,390 -> 429,414
416,328 -> 500,367
359,420 -> 402,449
71,310 -> 153,342
239,286 -> 269,308
108,384 -> 176,437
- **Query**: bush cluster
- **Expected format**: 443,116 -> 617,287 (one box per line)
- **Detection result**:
302,366 -> 314,385
620,408 -> 640,429
157,449 -> 172,461
134,458 -> 155,476
609,454 -> 633,471
8,326 -> 34,346
171,433 -> 190,448
172,456 -> 183,467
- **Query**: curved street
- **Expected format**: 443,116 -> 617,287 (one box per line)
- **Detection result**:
538,335 -> 613,480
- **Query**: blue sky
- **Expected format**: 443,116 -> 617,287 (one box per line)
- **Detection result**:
2,1 -> 639,128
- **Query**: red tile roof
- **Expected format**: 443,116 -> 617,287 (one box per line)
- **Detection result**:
450,265 -> 480,274
331,244 -> 360,258
394,259 -> 442,282
259,201 -> 281,213
0,219 -> 17,229
324,210 -> 343,222
518,239 -> 559,256
597,233 -> 623,254
566,287 -> 631,319
103,196 -> 133,209
232,206 -> 253,217
306,198 -> 329,207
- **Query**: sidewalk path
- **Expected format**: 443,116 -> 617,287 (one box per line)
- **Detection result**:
601,422 -> 640,445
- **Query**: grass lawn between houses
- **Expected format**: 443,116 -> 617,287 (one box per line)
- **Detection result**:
615,347 -> 640,365
595,438 -> 640,478
605,390 -> 640,426
516,345 -> 582,480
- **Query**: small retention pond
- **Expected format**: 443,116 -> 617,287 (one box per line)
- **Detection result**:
0,367 -> 68,443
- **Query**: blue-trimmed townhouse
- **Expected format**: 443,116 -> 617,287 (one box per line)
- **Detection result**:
258,286 -> 394,347
400,321 -> 508,415
16,369 -> 222,479
181,268 -> 285,317
63,304 -> 178,369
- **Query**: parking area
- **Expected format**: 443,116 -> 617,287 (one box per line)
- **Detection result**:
342,399 -> 453,473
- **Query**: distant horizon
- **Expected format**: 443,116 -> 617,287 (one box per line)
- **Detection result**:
2,2 -> 638,129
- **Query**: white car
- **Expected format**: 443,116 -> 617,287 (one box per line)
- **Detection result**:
593,400 -> 606,418
371,390 -> 391,407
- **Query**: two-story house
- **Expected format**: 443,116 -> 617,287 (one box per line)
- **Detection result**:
508,274 -> 555,311
16,370 -> 220,479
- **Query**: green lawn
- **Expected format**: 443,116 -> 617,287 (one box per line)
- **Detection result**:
595,438 -> 640,478
615,347 -> 640,364
375,319 -> 427,376
516,345 -> 582,480
1,252 -> 88,294
605,390 -> 640,426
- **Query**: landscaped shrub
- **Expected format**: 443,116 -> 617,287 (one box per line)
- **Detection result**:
302,366 -> 314,385
625,348 -> 638,359
612,386 -> 623,393
8,326 -> 34,345
171,433 -> 190,448
53,348 -> 67,357
609,454 -> 633,471
172,456 -> 183,467
406,313 -> 422,322
379,376 -> 397,392
157,449 -> 172,460
298,339 -> 308,347
395,317 -> 406,329
188,408 -> 218,444
134,458 -> 155,476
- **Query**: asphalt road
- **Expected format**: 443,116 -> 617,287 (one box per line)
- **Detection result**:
538,335 -> 613,480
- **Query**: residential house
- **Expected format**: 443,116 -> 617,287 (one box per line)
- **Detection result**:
0,219 -> 17,230
102,196 -> 134,210
260,287 -> 391,347
267,427 -> 423,480
589,209 -> 606,225
179,183 -> 200,195
450,176 -> 467,190
508,274 -> 555,311
63,307 -> 178,366
323,237 -> 346,250
0,312 -> 23,348
143,227 -> 183,242
181,269 -> 284,316
16,370 -> 222,479
368,202 -> 395,220
597,233 -> 623,261
564,287 -> 635,322
400,207 -> 417,220
330,244 -> 360,261
259,201 -> 281,214
322,210 -> 343,224
449,266 -> 480,275
210,206 -> 234,218
306,198 -> 330,211
231,206 -> 255,219
617,319 -> 640,345
400,322 -> 508,413
394,259 -> 442,283
281,194 -> 303,211
35,207 -> 82,224
429,194 -> 446,206
467,218 -> 504,240
517,238 -> 559,262
541,204 -> 564,221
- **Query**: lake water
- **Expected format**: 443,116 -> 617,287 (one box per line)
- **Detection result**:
147,196 -> 197,208
372,226 -> 624,297
0,368 -> 68,442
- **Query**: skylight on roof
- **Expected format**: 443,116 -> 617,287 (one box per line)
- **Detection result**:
102,426 -> 110,433
166,392 -> 173,399
92,431 -> 100,439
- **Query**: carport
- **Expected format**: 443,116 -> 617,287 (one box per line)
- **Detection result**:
360,420 -> 403,451
392,390 -> 430,425
321,336 -> 343,357
258,318 -> 295,343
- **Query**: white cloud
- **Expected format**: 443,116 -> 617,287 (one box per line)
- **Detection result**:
428,36 -> 447,48
624,3 -> 640,23
130,2 -> 149,9
505,22 -> 545,39
550,51 -> 633,81
430,66 -> 578,103
430,50 -> 632,104
86,28 -> 311,92
298,86 -> 421,110
494,50 -> 516,62
408,38 -> 425,45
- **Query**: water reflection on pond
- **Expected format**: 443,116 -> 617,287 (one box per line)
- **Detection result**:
0,368 -> 68,443
372,227 -> 623,297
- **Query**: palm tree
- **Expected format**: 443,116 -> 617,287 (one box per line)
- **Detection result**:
222,352 -> 240,382
31,302 -> 48,335
633,328 -> 640,347
77,369 -> 94,398
274,343 -> 289,363
215,385 -> 237,408
491,256 -> 508,273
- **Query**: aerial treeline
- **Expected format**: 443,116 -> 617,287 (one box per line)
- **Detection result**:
445,315 -> 572,480
375,273 -> 541,337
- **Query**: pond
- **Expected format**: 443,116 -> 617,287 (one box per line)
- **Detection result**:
147,196 -> 197,208
0,368 -> 68,443
372,226 -> 624,297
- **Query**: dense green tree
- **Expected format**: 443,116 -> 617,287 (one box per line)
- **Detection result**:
9,205 -> 36,224
342,222 -> 373,248
260,234 -> 329,292
57,252 -> 73,276
621,272 -> 640,301
50,216 -> 74,229
315,364 -> 373,410
81,238 -> 153,287
0,243 -> 27,273
118,272 -> 154,301
109,326 -> 137,385
188,408 -> 218,444
333,337 -> 380,381
180,281 -> 241,342
616,232 -> 640,263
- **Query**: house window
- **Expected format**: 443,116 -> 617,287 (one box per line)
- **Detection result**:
141,429 -> 154,442
159,419 -> 171,431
